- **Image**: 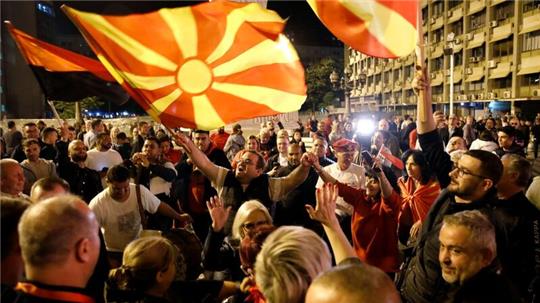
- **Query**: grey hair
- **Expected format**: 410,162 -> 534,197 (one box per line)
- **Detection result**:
442,210 -> 496,259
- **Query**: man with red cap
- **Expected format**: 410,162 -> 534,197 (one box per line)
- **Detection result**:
316,138 -> 365,240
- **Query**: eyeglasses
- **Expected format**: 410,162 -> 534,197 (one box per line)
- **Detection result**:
242,220 -> 268,230
452,165 -> 488,179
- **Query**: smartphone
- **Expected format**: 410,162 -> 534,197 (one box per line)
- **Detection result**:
361,151 -> 374,167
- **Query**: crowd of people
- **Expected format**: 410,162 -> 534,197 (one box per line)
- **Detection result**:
1,71 -> 540,303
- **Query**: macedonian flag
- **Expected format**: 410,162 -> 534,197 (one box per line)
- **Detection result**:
5,21 -> 129,104
308,0 -> 418,58
62,1 -> 306,130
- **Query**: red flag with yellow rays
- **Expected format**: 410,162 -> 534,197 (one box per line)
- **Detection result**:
307,0 -> 418,58
62,1 -> 306,130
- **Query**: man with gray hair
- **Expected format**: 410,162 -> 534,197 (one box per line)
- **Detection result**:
493,153 -> 540,301
15,195 -> 101,302
438,210 -> 520,302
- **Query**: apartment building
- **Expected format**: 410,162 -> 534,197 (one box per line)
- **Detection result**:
345,0 -> 540,116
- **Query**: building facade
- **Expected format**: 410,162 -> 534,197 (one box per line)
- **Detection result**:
345,0 -> 540,117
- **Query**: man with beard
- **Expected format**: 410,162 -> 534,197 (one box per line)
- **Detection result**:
398,70 -> 505,303
11,122 -> 41,162
86,132 -> 123,187
272,144 -> 319,231
174,132 -> 314,235
58,140 -> 103,203
20,139 -> 57,195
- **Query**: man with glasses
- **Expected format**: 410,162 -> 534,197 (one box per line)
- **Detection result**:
174,133 -> 314,235
398,70 -> 504,303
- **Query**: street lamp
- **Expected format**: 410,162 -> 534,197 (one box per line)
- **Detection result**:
330,67 -> 353,115
444,32 -> 456,116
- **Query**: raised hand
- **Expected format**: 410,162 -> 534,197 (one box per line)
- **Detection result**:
206,196 -> 231,232
306,183 -> 339,228
172,131 -> 194,154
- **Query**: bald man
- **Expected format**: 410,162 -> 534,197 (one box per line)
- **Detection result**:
305,262 -> 400,303
15,195 -> 101,302
0,159 -> 30,201
30,176 -> 70,202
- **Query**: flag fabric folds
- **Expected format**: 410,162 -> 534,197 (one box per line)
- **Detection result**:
377,144 -> 404,170
63,1 -> 307,130
5,21 -> 129,104
307,0 -> 418,58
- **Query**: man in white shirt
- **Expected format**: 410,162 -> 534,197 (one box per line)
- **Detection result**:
86,133 -> 123,187
83,119 -> 104,149
316,138 -> 365,240
89,165 -> 190,255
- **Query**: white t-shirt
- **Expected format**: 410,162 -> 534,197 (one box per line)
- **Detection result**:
89,183 -> 161,252
86,148 -> 123,172
148,162 -> 176,196
316,163 -> 365,216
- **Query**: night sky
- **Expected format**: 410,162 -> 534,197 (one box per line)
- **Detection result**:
53,1 -> 342,47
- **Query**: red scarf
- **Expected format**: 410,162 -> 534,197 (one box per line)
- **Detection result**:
397,177 -> 440,226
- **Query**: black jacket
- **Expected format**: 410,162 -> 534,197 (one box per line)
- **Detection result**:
57,161 -> 103,204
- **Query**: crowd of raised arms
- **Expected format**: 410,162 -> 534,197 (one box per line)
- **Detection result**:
1,72 -> 540,303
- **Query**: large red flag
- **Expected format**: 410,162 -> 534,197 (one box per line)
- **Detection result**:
63,1 -> 306,130
308,0 -> 418,58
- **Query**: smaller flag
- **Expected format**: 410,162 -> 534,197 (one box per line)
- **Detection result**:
377,144 -> 404,170
5,21 -> 129,104
307,0 -> 418,58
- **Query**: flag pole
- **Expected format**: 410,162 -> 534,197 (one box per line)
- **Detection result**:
47,99 -> 63,127
415,4 -> 428,123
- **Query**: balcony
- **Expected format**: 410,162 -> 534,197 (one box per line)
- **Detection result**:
488,61 -> 512,79
490,0 -> 506,7
393,80 -> 403,92
466,32 -> 486,49
519,14 -> 540,34
432,16 -> 444,30
451,67 -> 464,83
448,7 -> 464,24
465,66 -> 485,82
491,22 -> 513,42
517,54 -> 540,76
468,0 -> 486,15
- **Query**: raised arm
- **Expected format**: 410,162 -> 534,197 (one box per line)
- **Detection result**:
306,183 -> 357,263
312,153 -> 338,184
173,132 -> 221,183
414,67 -> 436,135
278,152 -> 313,194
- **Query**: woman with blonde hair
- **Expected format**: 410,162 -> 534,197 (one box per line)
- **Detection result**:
254,226 -> 332,303
203,198 -> 273,281
107,236 -> 177,302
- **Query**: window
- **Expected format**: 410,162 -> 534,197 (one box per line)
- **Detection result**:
492,75 -> 512,89
454,52 -> 463,65
469,80 -> 485,91
523,0 -> 540,13
471,46 -> 485,59
494,2 -> 514,21
432,1 -> 444,17
422,7 -> 429,25
405,65 -> 414,80
522,30 -> 540,52
431,57 -> 444,72
521,72 -> 540,87
493,37 -> 513,57
453,83 -> 463,93
433,28 -> 444,43
449,20 -> 464,36
394,69 -> 402,79
470,11 -> 486,30
448,0 -> 462,10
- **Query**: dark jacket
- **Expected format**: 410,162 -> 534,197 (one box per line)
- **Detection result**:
491,192 -> 540,302
201,228 -> 243,281
441,268 -> 522,303
399,129 -> 497,302
494,144 -> 526,158
57,161 -> 103,203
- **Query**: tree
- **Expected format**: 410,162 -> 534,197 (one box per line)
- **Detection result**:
302,57 -> 343,112
51,96 -> 104,119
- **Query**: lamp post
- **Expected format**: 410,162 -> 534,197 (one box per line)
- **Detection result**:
330,67 -> 353,115
444,32 -> 455,116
